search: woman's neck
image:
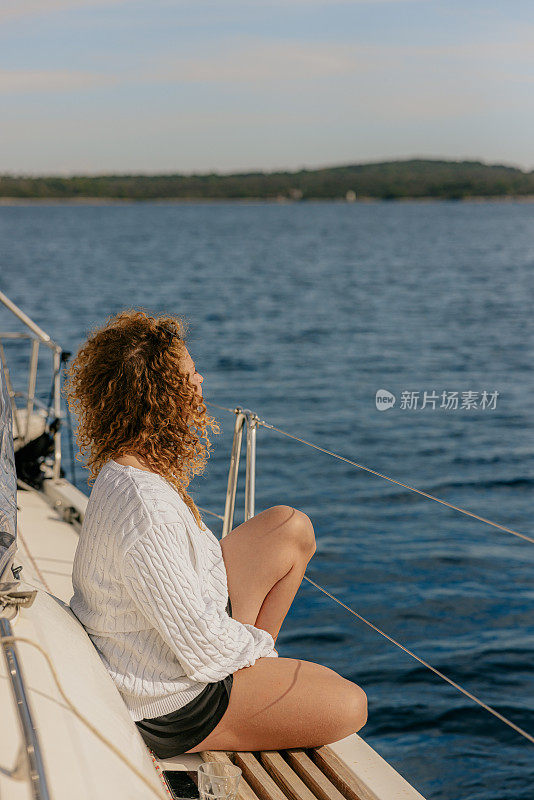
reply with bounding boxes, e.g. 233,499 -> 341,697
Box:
113,453 -> 154,472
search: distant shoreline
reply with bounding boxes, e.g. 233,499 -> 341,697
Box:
2,195 -> 534,206
2,159 -> 533,204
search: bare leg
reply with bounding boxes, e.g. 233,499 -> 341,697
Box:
183,506 -> 367,754
219,505 -> 316,639
254,556 -> 311,644
185,656 -> 368,753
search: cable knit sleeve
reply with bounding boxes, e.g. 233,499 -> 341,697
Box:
120,519 -> 277,683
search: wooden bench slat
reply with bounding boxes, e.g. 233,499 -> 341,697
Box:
258,751 -> 318,800
234,752 -> 288,800
200,751 -> 235,765
284,749 -> 348,800
201,751 -> 260,800
310,746 -> 365,800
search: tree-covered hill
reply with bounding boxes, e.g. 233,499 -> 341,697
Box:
1,159 -> 533,201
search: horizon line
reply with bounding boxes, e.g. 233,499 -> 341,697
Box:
1,156 -> 532,180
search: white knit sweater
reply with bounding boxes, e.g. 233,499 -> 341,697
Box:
69,460 -> 277,721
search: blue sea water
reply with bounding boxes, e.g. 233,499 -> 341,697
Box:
1,200 -> 532,800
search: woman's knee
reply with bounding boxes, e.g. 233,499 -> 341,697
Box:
311,671 -> 367,743
202,659 -> 366,752
271,505 -> 316,555
337,684 -> 368,736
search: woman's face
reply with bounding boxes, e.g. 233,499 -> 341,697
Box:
182,347 -> 204,399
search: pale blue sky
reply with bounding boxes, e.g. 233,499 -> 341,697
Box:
1,0 -> 533,174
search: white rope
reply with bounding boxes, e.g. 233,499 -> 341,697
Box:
204,401 -> 532,544
0,624 -> 169,800
302,574 -> 534,745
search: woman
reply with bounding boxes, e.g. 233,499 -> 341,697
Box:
65,309 -> 367,758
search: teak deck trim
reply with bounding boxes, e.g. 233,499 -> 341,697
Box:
200,746 -> 367,800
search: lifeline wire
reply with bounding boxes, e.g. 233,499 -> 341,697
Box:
204,400 -> 534,744
7,571 -> 533,750
302,574 -> 534,745
204,401 -> 532,544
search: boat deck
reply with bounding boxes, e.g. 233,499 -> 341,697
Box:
2,482 -> 425,800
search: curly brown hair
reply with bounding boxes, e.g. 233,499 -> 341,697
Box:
63,308 -> 220,527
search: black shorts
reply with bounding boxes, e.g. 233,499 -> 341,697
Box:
134,597 -> 234,758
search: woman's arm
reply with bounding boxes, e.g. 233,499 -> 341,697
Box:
120,521 -> 277,683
